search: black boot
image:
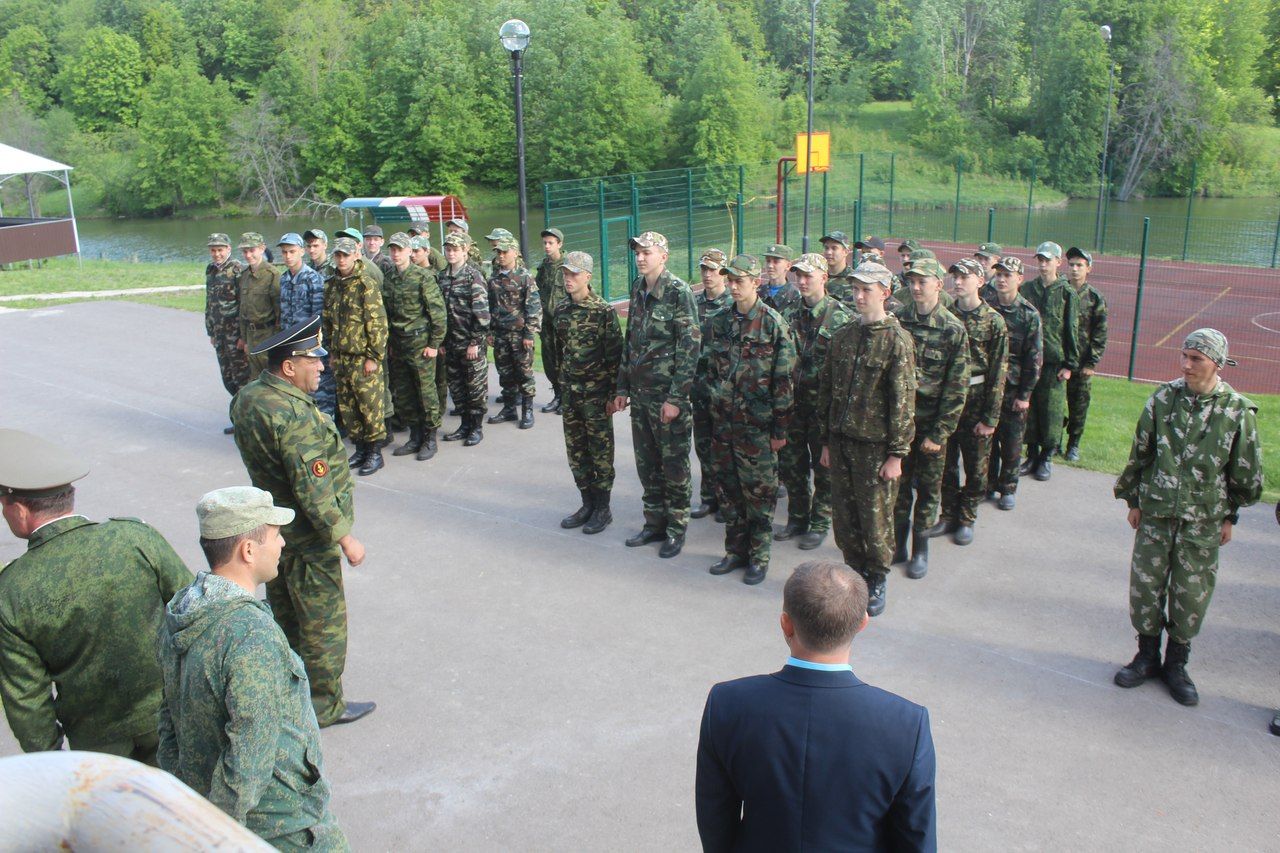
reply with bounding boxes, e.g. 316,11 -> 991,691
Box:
690,499 -> 717,519
561,490 -> 594,529
1114,634 -> 1163,688
348,443 -> 369,468
905,533 -> 929,579
892,521 -> 909,564
953,523 -> 974,546
921,519 -> 956,538
1033,450 -> 1053,481
582,489 -> 612,534
487,399 -> 518,424
358,443 -> 384,476
442,416 -> 470,441
378,420 -> 395,448
416,429 -> 438,461
393,426 -> 423,457
519,395 -> 534,429
1064,438 -> 1081,462
463,414 -> 484,446
1019,450 -> 1036,477
541,394 -> 560,413
1162,639 -> 1198,706
774,520 -> 808,541
864,571 -> 887,617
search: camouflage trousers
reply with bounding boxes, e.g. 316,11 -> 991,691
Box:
711,419 -> 779,567
942,415 -> 994,525
540,322 -> 561,398
332,354 -> 387,444
387,334 -> 441,430
92,730 -> 160,768
269,814 -> 350,853
1129,515 -> 1221,643
266,542 -> 347,727
1066,371 -> 1092,443
1024,365 -> 1065,456
779,409 -> 832,533
435,351 -> 448,414
445,340 -> 489,417
242,323 -> 278,379
492,330 -> 535,400
629,393 -> 693,537
829,437 -> 901,578
692,387 -> 717,503
989,393 -> 1029,495
895,432 -> 948,530
210,318 -> 250,396
561,385 -> 615,492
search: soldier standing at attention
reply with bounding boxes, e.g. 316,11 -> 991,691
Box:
298,231 -> 337,419
236,232 -> 281,379
820,232 -> 857,308
362,225 -> 395,281
891,258 -> 969,580
384,232 -> 448,461
974,242 -> 1002,298
705,255 -> 796,586
1020,241 -> 1080,481
537,228 -> 568,415
406,224 -> 447,272
231,317 -> 375,728
853,235 -> 887,267
440,233 -> 491,447
158,487 -> 348,849
554,252 -> 624,536
322,237 -> 389,476
303,229 -> 330,273
894,250 -> 955,312
758,244 -> 801,314
486,237 -> 542,429
205,233 -> 247,434
446,218 -> 485,270
984,257 -> 1043,511
818,264 -> 916,616
612,231 -> 700,559
938,259 -> 1008,546
776,253 -> 851,551
691,249 -> 732,521
1113,329 -> 1262,707
0,430 -> 192,762
1063,247 -> 1108,462
412,236 -> 451,424
277,233 -> 325,335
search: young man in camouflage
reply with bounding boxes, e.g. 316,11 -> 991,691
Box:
776,253 -> 852,551
983,257 -> 1043,511
486,236 -> 542,429
236,232 -> 282,379
1020,241 -> 1080,480
406,224 -> 447,272
303,228 -> 330,273
818,264 -> 917,617
411,236 -> 450,420
974,242 -> 1002,294
1113,329 -> 1263,707
554,252 -> 624,536
758,244 -> 801,314
446,218 -> 485,270
384,232 -> 447,461
692,249 -> 733,521
322,237 -> 390,476
939,259 -> 1008,546
362,225 -> 395,281
231,317 -> 374,729
205,233 -> 248,434
537,227 -> 568,415
892,258 -> 969,580
705,255 -> 796,586
894,250 -> 955,312
612,231 -> 700,559
1063,247 -> 1108,461
853,235 -> 887,267
0,430 -> 192,762
440,233 -> 491,447
820,231 -> 858,308
159,487 -> 348,850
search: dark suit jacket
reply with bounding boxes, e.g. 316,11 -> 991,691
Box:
695,665 -> 936,852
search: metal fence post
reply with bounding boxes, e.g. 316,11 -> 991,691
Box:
597,180 -> 606,298
1181,161 -> 1197,261
952,157 -> 963,241
629,174 -> 640,233
821,170 -> 828,236
735,191 -> 745,255
1271,206 -> 1280,268
1127,217 -> 1151,381
857,153 -> 865,226
542,184 -> 550,229
887,153 -> 896,236
987,208 -> 995,243
1100,175 -> 1111,254
1024,160 -> 1036,247
782,175 -> 789,247
686,168 -> 695,281
853,199 -> 861,242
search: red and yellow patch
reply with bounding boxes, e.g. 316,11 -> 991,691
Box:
310,459 -> 329,478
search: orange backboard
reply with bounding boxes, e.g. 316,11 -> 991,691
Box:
795,132 -> 830,173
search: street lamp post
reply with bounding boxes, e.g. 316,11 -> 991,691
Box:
500,19 -> 531,260
1093,24 -> 1114,251
801,0 -> 819,253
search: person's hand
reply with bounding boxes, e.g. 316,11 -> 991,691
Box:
610,396 -> 629,415
339,534 -> 365,567
523,339 -> 534,351
879,455 -> 903,481
1013,398 -> 1030,412
819,446 -> 830,468
974,422 -> 995,437
236,339 -> 246,352
466,343 -> 479,360
920,438 -> 943,454
423,346 -> 438,359
660,402 -> 680,424
362,358 -> 377,375
1127,508 -> 1142,530
1082,367 -> 1095,377
770,437 -> 786,452
1220,520 -> 1233,545
1058,368 -> 1072,381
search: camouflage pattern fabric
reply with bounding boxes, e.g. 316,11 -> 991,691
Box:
279,263 -> 334,416
942,301 -> 1009,524
384,263 -> 447,430
536,253 -> 568,398
206,257 -> 249,395
1066,281 -> 1108,443
1021,274 -> 1080,455
322,259 -> 389,443
441,263 -> 491,416
693,288 -> 733,503
759,282 -> 802,315
1125,518 -> 1221,643
828,438 -> 901,578
157,572 -> 348,848
238,261 -> 282,377
985,294 -> 1043,495
488,266 -> 542,401
368,250 -> 395,282
825,265 -> 857,310
554,291 -> 624,491
0,516 -> 191,755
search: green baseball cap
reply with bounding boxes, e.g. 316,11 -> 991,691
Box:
1065,246 -> 1093,264
562,251 -> 593,274
905,258 -> 947,279
949,258 -> 986,277
1035,241 -> 1064,259
486,227 -> 514,241
975,242 -> 1002,259
338,227 -> 363,243
762,244 -> 794,261
820,231 -> 851,249
197,486 -> 294,539
851,261 -> 894,288
237,232 -> 265,249
540,227 -> 565,243
898,238 -> 922,253
723,254 -> 762,278
994,256 -> 1024,274
206,233 -> 231,247
303,229 -> 328,243
409,236 -> 431,251
495,236 -> 520,252
387,232 -> 412,249
332,237 -> 359,255
699,248 -> 728,271
629,231 -> 669,252
443,233 -> 469,248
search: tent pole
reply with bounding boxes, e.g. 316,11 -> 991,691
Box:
64,169 -> 81,269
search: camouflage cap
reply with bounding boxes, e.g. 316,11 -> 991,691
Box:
332,236 -> 359,255
495,236 -> 520,252
629,231 -> 669,252
898,238 -> 922,253
237,232 -> 265,249
409,236 -> 431,251
1035,241 -> 1064,259
791,252 -> 829,274
362,225 -> 384,238
820,231 -> 851,249
387,232 -> 412,249
993,256 -> 1024,274
1182,328 -> 1236,367
197,486 -> 294,540
909,248 -> 937,261
445,218 -> 469,232
905,258 -> 947,279
855,235 -> 886,251
0,429 -> 89,498
762,243 -> 794,260
722,254 -> 762,278
1065,246 -> 1093,264
851,261 -> 894,288
486,227 -> 514,241
302,228 -> 328,243
405,223 -> 425,235
699,248 -> 728,271
540,227 -> 565,243
949,258 -> 986,277
338,227 -> 363,242
207,233 -> 231,247
975,242 -> 1002,259
442,233 -> 469,248
276,232 -> 304,248
561,251 -> 593,274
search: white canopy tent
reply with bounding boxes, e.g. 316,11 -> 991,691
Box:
0,142 -> 80,264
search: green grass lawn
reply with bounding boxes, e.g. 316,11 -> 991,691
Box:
0,258 -> 202,296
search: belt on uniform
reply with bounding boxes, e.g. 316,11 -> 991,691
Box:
968,375 -> 985,386
245,321 -> 275,330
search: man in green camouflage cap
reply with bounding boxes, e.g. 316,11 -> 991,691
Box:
486,235 -> 542,429
303,228 -> 330,273
537,227 -> 569,415
411,235 -> 451,422
384,231 -> 448,460
820,232 -> 858,309
974,242 -> 1002,292
758,244 -> 801,314
1113,328 -> 1262,708
692,248 -> 733,520
1062,247 -> 1108,461
406,224 -> 447,272
440,232 -> 491,446
0,429 -> 192,761
1021,240 -> 1080,480
205,233 -> 248,433
237,231 -> 282,378
158,486 -> 349,848
894,249 -> 955,311
705,254 -> 796,585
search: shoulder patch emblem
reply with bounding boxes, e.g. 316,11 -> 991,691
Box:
311,459 -> 329,478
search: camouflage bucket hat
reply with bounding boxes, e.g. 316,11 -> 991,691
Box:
850,261 -> 894,288
207,232 -> 231,247
332,236 -> 359,255
238,232 -> 265,249
1035,241 -> 1064,259
197,486 -> 295,539
629,231 -> 669,252
442,233 -> 469,248
905,258 -> 947,279
949,258 -> 986,277
975,242 -> 1003,259
762,243 -> 794,261
387,232 -> 412,249
791,252 -> 829,274
722,254 -> 762,278
994,256 -> 1024,274
1183,328 -> 1236,367
820,231 -> 851,249
561,251 -> 593,274
699,248 -> 728,271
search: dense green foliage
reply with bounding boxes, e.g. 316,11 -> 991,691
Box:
0,0 -> 1275,217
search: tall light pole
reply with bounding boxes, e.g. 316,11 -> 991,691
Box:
801,0 -> 819,253
1093,24 -> 1114,251
500,19 -> 531,260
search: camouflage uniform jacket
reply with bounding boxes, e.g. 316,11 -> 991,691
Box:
781,295 -> 853,417
616,269 -> 701,406
304,254 -> 329,273
361,255 -> 384,287
383,262 -> 446,348
322,259 -> 388,362
826,265 -> 857,309
1022,274 -> 1080,369
237,261 -> 281,340
758,281 -> 802,315
368,250 -> 395,282
0,516 -> 191,752
231,371 -> 355,550
894,284 -> 955,312
536,254 -> 568,320
205,257 -> 245,335
488,265 -> 542,339
279,264 -> 326,330
1114,378 -> 1262,522
817,315 -> 917,456
440,263 -> 490,347
553,292 -> 623,395
705,299 -> 797,441
158,572 -> 334,840
951,300 -> 1009,427
894,302 -> 970,444
988,294 -> 1043,402
695,288 -> 733,382
1073,281 -> 1109,370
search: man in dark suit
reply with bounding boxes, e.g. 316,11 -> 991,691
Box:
695,560 -> 937,852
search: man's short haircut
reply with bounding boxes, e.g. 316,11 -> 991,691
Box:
7,486 -> 76,517
783,561 -> 867,652
199,523 -> 269,569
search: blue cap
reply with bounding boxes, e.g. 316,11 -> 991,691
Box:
277,232 -> 305,248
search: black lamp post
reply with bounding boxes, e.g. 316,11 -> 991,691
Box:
1093,24 -> 1114,250
500,19 -> 531,260
801,0 -> 819,253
